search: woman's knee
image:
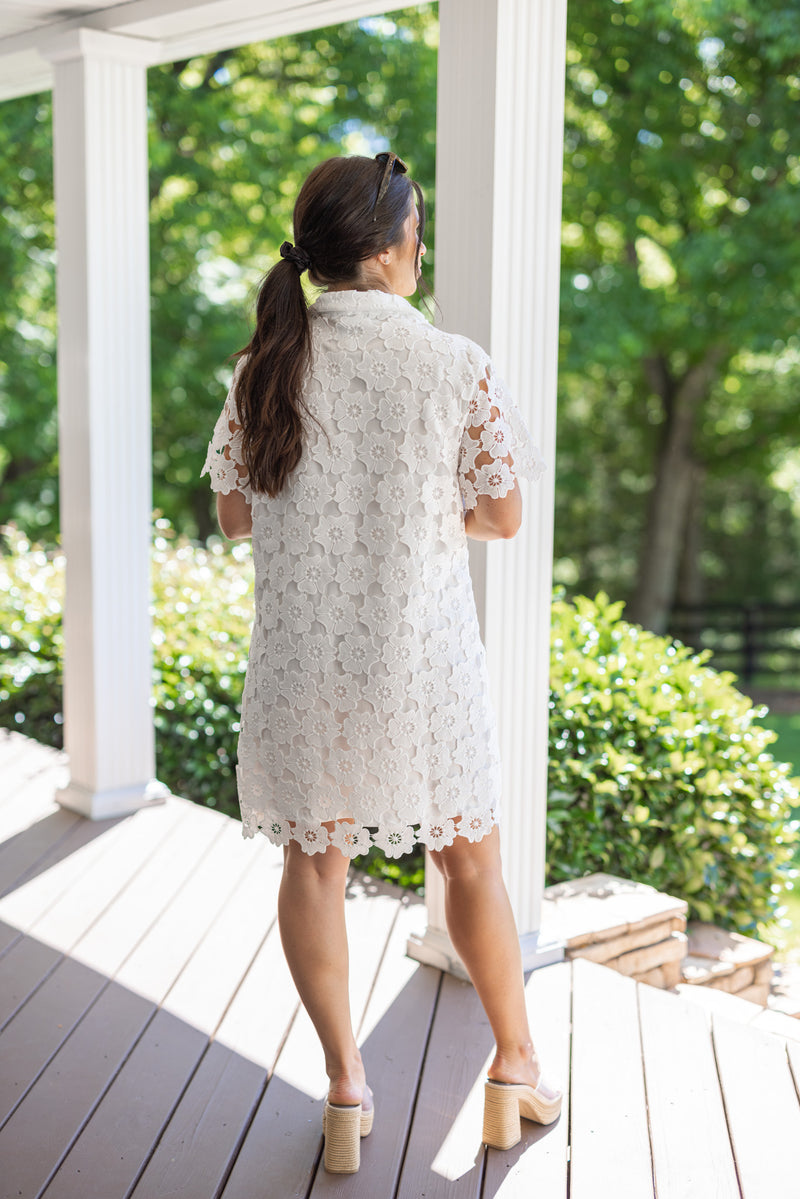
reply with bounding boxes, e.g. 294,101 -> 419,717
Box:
430,824 -> 502,881
283,828 -> 352,883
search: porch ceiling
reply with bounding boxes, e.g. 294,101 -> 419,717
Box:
0,0 -> 384,101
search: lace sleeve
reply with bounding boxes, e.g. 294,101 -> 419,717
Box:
458,357 -> 547,513
200,372 -> 253,504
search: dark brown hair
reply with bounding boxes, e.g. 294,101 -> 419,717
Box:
232,154 -> 426,497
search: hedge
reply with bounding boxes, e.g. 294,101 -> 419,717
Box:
1,525 -> 798,941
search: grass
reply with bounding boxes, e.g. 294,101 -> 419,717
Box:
755,710 -> 800,962
758,711 -> 800,777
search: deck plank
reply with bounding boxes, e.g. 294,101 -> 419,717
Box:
158,835 -> 282,1033
0,810 -> 128,940
0,804 -> 238,1181
0,921 -> 18,956
43,833 -> 287,1196
569,957 -> 654,1198
0,807 -> 84,900
639,978 -> 740,1197
219,872 -> 403,1199
0,735 -> 796,1199
750,1007 -> 800,1044
396,971 -> 494,1199
0,801 -> 202,1059
25,800 -> 188,952
0,930 -> 62,1028
310,896 -> 439,1199
129,919 -> 299,1199
42,1006 -> 209,1199
67,803 -> 225,980
0,729 -> 30,768
0,798 -> 182,946
712,1011 -> 800,1197
113,819 -> 267,999
787,1037 -> 800,1096
0,735 -> 64,805
0,952 -> 112,1127
481,959 -> 571,1198
0,974 -> 157,1197
0,807 -> 277,1194
0,766 -> 64,840
133,1038 -> 269,1199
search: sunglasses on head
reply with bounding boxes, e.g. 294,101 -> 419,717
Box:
372,151 -> 408,219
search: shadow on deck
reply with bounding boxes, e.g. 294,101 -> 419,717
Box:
0,730 -> 799,1198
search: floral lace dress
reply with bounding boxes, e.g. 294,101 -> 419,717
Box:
202,287 -> 546,857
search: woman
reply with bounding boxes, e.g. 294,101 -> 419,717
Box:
202,151 -> 563,1174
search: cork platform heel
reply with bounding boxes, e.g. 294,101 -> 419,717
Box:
482,1078 -> 563,1150
322,1101 -> 374,1173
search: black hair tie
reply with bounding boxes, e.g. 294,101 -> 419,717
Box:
280,241 -> 312,273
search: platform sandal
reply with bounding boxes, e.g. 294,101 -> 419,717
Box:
482,1077 -> 563,1150
322,1100 -> 375,1173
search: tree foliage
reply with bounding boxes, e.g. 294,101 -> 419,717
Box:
559,0 -> 800,627
0,92 -> 57,537
0,0 -> 798,636
0,8 -> 438,544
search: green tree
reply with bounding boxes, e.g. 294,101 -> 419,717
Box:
559,0 -> 800,630
0,91 -> 57,539
0,8 -> 438,544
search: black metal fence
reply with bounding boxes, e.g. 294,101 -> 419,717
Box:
668,602 -> 800,691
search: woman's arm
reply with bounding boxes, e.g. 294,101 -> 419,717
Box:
216,489 -> 253,540
464,477 -> 522,540
461,384 -> 524,540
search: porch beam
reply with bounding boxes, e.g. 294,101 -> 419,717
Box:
407,0 -> 568,976
43,28 -> 167,819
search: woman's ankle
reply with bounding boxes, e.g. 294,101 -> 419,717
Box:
326,1052 -> 367,1105
488,1042 -> 541,1085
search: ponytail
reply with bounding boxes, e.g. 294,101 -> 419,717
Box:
232,256 -> 312,498
232,154 -> 425,498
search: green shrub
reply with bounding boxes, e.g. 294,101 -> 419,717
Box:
0,521 -> 253,818
150,520 -> 254,814
0,531 -> 65,747
548,589 -> 800,943
2,531 -> 798,937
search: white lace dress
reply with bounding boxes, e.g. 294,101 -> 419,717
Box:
202,287 -> 546,857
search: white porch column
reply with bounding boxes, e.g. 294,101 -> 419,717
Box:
43,29 -> 168,819
407,0 -> 568,976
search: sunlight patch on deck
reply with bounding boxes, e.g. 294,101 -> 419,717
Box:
431,1049 -> 493,1180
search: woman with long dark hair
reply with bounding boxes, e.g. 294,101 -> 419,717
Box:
202,151 -> 562,1173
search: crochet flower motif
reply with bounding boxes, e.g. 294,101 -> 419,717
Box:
329,822 -> 373,858
359,431 -> 397,474
318,671 -> 356,711
373,824 -> 416,859
420,817 -> 458,852
296,822 -> 331,855
266,817 -> 292,845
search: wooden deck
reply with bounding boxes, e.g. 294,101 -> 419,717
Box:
1,730 -> 799,1198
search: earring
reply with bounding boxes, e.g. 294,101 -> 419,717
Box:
380,254 -> 390,265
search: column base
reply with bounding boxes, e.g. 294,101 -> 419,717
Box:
406,925 -> 566,981
406,926 -> 470,981
519,929 -> 567,972
56,777 -> 170,820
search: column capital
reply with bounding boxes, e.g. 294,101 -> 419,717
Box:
40,27 -> 160,67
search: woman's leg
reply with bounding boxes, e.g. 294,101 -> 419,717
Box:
277,832 -> 371,1108
429,825 -> 560,1096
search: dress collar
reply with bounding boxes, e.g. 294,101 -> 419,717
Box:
309,288 -> 424,319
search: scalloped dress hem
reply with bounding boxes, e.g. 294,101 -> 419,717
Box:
239,805 -> 500,858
